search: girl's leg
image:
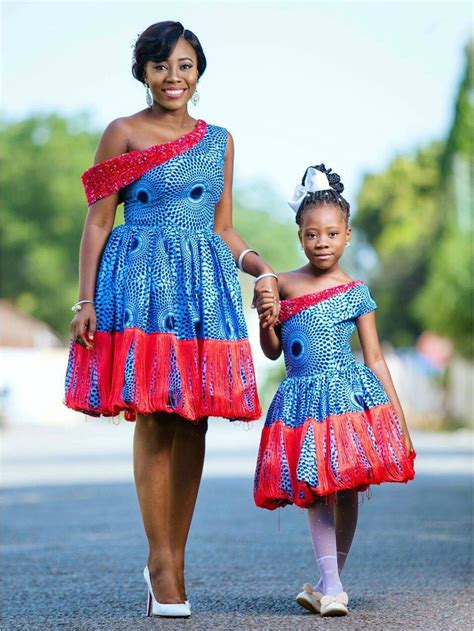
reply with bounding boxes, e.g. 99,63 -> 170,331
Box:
307,500 -> 344,596
133,412 -> 182,603
335,490 -> 359,572
313,490 -> 359,592
169,416 -> 208,600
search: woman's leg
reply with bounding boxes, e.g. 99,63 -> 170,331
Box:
133,412 -> 182,603
169,417 -> 208,600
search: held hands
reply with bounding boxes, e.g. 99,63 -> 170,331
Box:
70,303 -> 96,350
252,276 -> 280,328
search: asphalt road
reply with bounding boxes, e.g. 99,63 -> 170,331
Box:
1,471 -> 472,631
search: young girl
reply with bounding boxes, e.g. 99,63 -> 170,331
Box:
253,164 -> 416,617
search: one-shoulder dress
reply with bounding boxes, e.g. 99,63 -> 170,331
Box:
254,281 -> 415,509
65,120 -> 261,422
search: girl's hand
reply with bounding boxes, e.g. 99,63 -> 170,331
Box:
252,279 -> 280,328
70,303 -> 96,350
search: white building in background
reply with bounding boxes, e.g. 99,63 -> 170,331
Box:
0,300 -> 80,426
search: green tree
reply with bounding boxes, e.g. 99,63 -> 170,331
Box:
353,142 -> 444,346
414,42 -> 473,358
1,114 -> 99,338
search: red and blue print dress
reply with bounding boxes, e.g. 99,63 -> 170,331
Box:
254,281 -> 415,509
65,120 -> 261,422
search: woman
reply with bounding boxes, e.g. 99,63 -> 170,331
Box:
65,21 -> 279,618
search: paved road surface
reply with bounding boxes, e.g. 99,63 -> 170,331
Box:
1,470 -> 472,630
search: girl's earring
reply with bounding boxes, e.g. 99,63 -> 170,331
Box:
191,89 -> 200,106
345,241 -> 351,248
145,84 -> 153,107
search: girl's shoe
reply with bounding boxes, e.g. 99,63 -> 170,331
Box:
143,567 -> 191,618
320,592 -> 349,617
296,583 -> 323,614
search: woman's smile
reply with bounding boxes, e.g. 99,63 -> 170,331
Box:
163,87 -> 187,99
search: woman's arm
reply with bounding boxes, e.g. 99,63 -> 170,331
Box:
213,132 -> 279,327
71,119 -> 129,349
356,311 -> 414,454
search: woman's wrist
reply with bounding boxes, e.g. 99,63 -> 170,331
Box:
254,272 -> 278,285
71,299 -> 95,313
236,249 -> 273,277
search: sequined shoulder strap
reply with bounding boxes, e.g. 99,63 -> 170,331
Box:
278,281 -> 364,324
81,119 -> 208,206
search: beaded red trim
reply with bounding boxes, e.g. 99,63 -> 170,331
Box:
278,281 -> 364,324
81,119 -> 208,205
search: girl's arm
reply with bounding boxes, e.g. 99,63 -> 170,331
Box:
356,312 -> 414,454
214,132 -> 279,327
70,119 -> 129,349
260,324 -> 282,360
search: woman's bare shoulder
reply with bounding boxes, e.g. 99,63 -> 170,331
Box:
95,111 -> 150,162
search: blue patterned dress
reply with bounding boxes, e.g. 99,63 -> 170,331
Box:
254,281 -> 415,509
65,120 -> 261,422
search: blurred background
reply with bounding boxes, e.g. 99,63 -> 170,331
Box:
1,1 -> 472,487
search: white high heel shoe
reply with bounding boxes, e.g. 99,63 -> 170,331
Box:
143,566 -> 191,618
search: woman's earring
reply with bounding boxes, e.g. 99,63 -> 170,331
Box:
145,84 -> 153,107
345,241 -> 351,248
191,89 -> 200,106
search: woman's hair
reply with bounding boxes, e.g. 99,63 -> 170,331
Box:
295,164 -> 350,226
132,21 -> 207,84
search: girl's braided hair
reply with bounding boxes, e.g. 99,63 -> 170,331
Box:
295,164 -> 350,226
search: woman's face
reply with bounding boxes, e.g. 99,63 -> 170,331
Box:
144,37 -> 199,111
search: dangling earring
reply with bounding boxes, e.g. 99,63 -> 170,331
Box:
145,84 -> 153,107
345,241 -> 351,248
191,89 -> 200,106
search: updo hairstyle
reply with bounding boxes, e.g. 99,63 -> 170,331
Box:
295,164 -> 350,226
132,21 -> 207,84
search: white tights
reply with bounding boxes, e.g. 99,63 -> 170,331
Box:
307,491 -> 359,596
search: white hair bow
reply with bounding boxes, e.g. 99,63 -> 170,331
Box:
288,167 -> 332,213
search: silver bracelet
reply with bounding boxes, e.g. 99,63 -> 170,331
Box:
254,272 -> 278,285
237,248 -> 259,272
71,300 -> 94,313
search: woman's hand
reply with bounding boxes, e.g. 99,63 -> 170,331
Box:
70,303 -> 96,350
252,277 -> 280,328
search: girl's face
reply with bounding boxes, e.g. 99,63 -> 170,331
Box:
298,204 -> 351,272
144,37 -> 198,111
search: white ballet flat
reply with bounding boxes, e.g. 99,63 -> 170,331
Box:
320,591 -> 349,617
143,566 -> 191,618
296,583 -> 323,614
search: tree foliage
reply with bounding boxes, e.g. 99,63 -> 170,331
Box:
1,115 -> 100,338
353,143 -> 444,346
353,41 -> 472,355
414,42 -> 473,358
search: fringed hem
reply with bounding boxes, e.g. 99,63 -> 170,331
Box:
65,329 -> 262,422
254,404 -> 415,510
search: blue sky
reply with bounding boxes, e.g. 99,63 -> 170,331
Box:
2,1 -> 471,210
